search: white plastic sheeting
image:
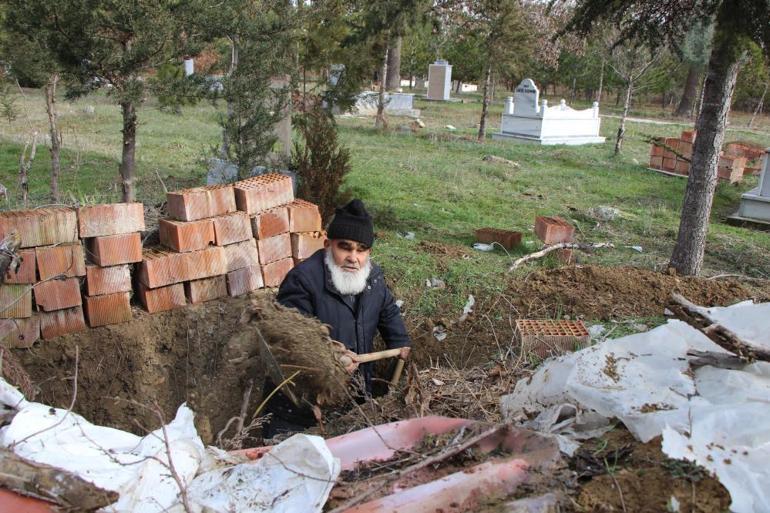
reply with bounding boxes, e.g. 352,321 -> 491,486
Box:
501,302 -> 770,513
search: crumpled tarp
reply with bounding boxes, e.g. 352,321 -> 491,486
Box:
500,301 -> 770,513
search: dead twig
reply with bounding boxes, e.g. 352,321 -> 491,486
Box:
508,242 -> 615,271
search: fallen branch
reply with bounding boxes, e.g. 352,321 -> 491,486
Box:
507,242 -> 615,271
669,293 -> 770,362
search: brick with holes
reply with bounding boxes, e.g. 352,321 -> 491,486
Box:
251,206 -> 290,239
137,282 -> 186,313
0,316 -> 39,348
291,232 -> 326,260
87,232 -> 143,266
4,249 -> 36,284
40,306 -> 86,339
227,265 -> 264,296
185,275 -> 228,304
474,228 -> 522,251
78,203 -> 145,237
212,212 -> 252,246
515,319 -> 589,359
534,216 -> 575,244
0,285 -> 32,318
35,243 -> 86,280
84,292 -> 132,327
85,264 -> 132,296
0,207 -> 78,248
159,218 -> 215,252
234,173 -> 294,213
257,233 -> 291,265
287,199 -> 322,232
261,257 -> 293,288
167,184 -> 236,221
33,277 -> 82,312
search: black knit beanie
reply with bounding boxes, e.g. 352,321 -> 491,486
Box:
327,199 -> 374,247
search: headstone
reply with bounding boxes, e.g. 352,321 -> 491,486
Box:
329,64 -> 345,86
492,78 -> 605,145
349,91 -> 420,118
427,60 -> 452,101
184,58 -> 194,76
736,150 -> 770,223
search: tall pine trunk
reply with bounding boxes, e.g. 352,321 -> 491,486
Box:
385,36 -> 401,91
477,64 -> 492,142
748,81 -> 767,128
43,73 -> 61,202
375,47 -> 389,130
119,101 -> 138,202
614,80 -> 633,155
675,65 -> 700,117
670,17 -> 745,276
596,57 -> 605,102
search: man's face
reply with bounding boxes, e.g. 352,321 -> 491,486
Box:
325,239 -> 371,273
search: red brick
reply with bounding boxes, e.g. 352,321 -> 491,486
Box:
675,159 -> 690,175
0,285 -> 32,318
87,233 -> 143,266
84,292 -> 132,327
159,218 -> 215,252
137,282 -> 186,313
223,239 -> 260,271
185,276 -> 228,304
137,246 -> 227,288
78,203 -> 145,237
167,184 -> 236,221
649,155 -> 663,169
286,199 -> 322,232
251,206 -> 290,239
534,216 -> 575,245
649,141 -> 664,157
85,264 -> 132,296
4,249 -> 36,284
679,141 -> 693,158
662,157 -> 676,171
261,258 -> 293,288
291,232 -> 326,260
681,130 -> 696,143
0,207 -> 78,248
40,306 -> 86,339
718,156 -> 746,184
234,173 -> 294,214
516,319 -> 589,359
474,228 -> 522,250
35,244 -> 86,280
257,233 -> 291,265
0,316 -> 40,348
227,265 -> 264,296
34,278 -> 82,312
212,212 -> 252,246
665,137 -> 680,151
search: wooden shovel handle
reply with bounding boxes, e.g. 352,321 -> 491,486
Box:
352,348 -> 403,363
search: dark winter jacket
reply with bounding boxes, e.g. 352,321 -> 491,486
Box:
276,248 -> 411,389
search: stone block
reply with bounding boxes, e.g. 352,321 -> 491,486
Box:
227,265 -> 264,296
223,239 -> 260,272
84,292 -> 132,327
185,276 -> 228,304
251,206 -> 290,239
33,277 -> 82,312
137,282 -> 186,313
4,249 -> 36,284
286,199 -> 322,232
85,264 -> 132,296
35,243 -> 86,280
234,173 -> 294,214
78,203 -> 145,237
0,316 -> 39,348
534,216 -> 575,245
167,184 -> 236,221
0,285 -> 32,318
0,207 -> 78,248
87,233 -> 143,266
212,212 -> 252,246
40,306 -> 86,339
291,232 -> 326,260
261,258 -> 293,288
474,228 -> 522,250
159,218 -> 215,252
257,233 -> 291,265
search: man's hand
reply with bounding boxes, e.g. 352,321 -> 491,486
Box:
331,341 -> 359,374
398,346 -> 411,361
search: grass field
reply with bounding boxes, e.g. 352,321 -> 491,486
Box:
1,87 -> 768,319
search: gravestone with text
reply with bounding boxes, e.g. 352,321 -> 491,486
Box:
492,79 -> 605,145
427,60 -> 452,101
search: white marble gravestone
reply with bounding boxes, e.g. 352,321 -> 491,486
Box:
184,58 -> 194,76
350,91 -> 420,118
736,150 -> 770,223
427,60 -> 452,101
329,64 -> 345,86
492,79 -> 605,145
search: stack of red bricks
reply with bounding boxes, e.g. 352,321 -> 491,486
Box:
724,141 -> 767,176
138,173 -> 325,313
80,203 -> 145,328
648,130 -> 747,184
0,207 -> 83,344
534,215 -> 576,264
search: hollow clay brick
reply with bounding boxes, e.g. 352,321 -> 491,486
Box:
251,206 -> 290,239
286,199 -> 322,233
35,244 -> 86,280
675,159 -> 690,175
223,239 -> 260,272
85,264 -> 132,296
291,232 -> 326,260
78,203 -> 145,238
84,292 -> 132,327
137,246 -> 227,288
87,233 -> 143,266
185,276 -> 228,304
40,306 -> 86,339
33,278 -> 82,312
0,316 -> 40,348
159,218 -> 215,252
261,258 -> 293,288
515,319 -> 589,359
0,285 -> 32,318
474,228 -> 522,250
649,141 -> 664,157
662,157 -> 676,171
257,233 -> 291,265
681,130 -> 696,143
212,212 -> 252,246
234,173 -> 294,214
137,282 -> 186,313
0,207 -> 78,248
534,216 -> 575,245
4,249 -> 36,284
227,265 -> 264,297
649,156 -> 663,170
167,185 -> 236,221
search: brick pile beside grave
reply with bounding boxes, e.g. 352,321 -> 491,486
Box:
0,173 -> 326,344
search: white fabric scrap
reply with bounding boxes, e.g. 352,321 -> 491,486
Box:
692,300 -> 770,350
188,434 -> 340,513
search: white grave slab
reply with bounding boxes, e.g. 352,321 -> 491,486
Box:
184,58 -> 194,76
492,79 -> 605,145
427,60 -> 452,101
349,91 -> 420,118
736,151 -> 770,223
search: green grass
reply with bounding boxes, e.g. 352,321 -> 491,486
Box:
1,87 -> 768,319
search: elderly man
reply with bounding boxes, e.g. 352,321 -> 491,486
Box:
262,199 -> 411,437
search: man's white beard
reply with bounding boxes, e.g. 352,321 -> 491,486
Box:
325,248 -> 372,296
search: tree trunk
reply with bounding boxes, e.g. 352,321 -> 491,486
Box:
614,89 -> 622,107
385,36 -> 401,91
596,57 -> 605,103
614,80 -> 632,155
375,47 -> 389,129
675,65 -> 700,117
670,17 -> 746,276
43,73 -> 61,202
119,101 -> 137,202
748,81 -> 767,128
477,64 -> 492,142
455,80 -> 462,93
223,36 -> 239,158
